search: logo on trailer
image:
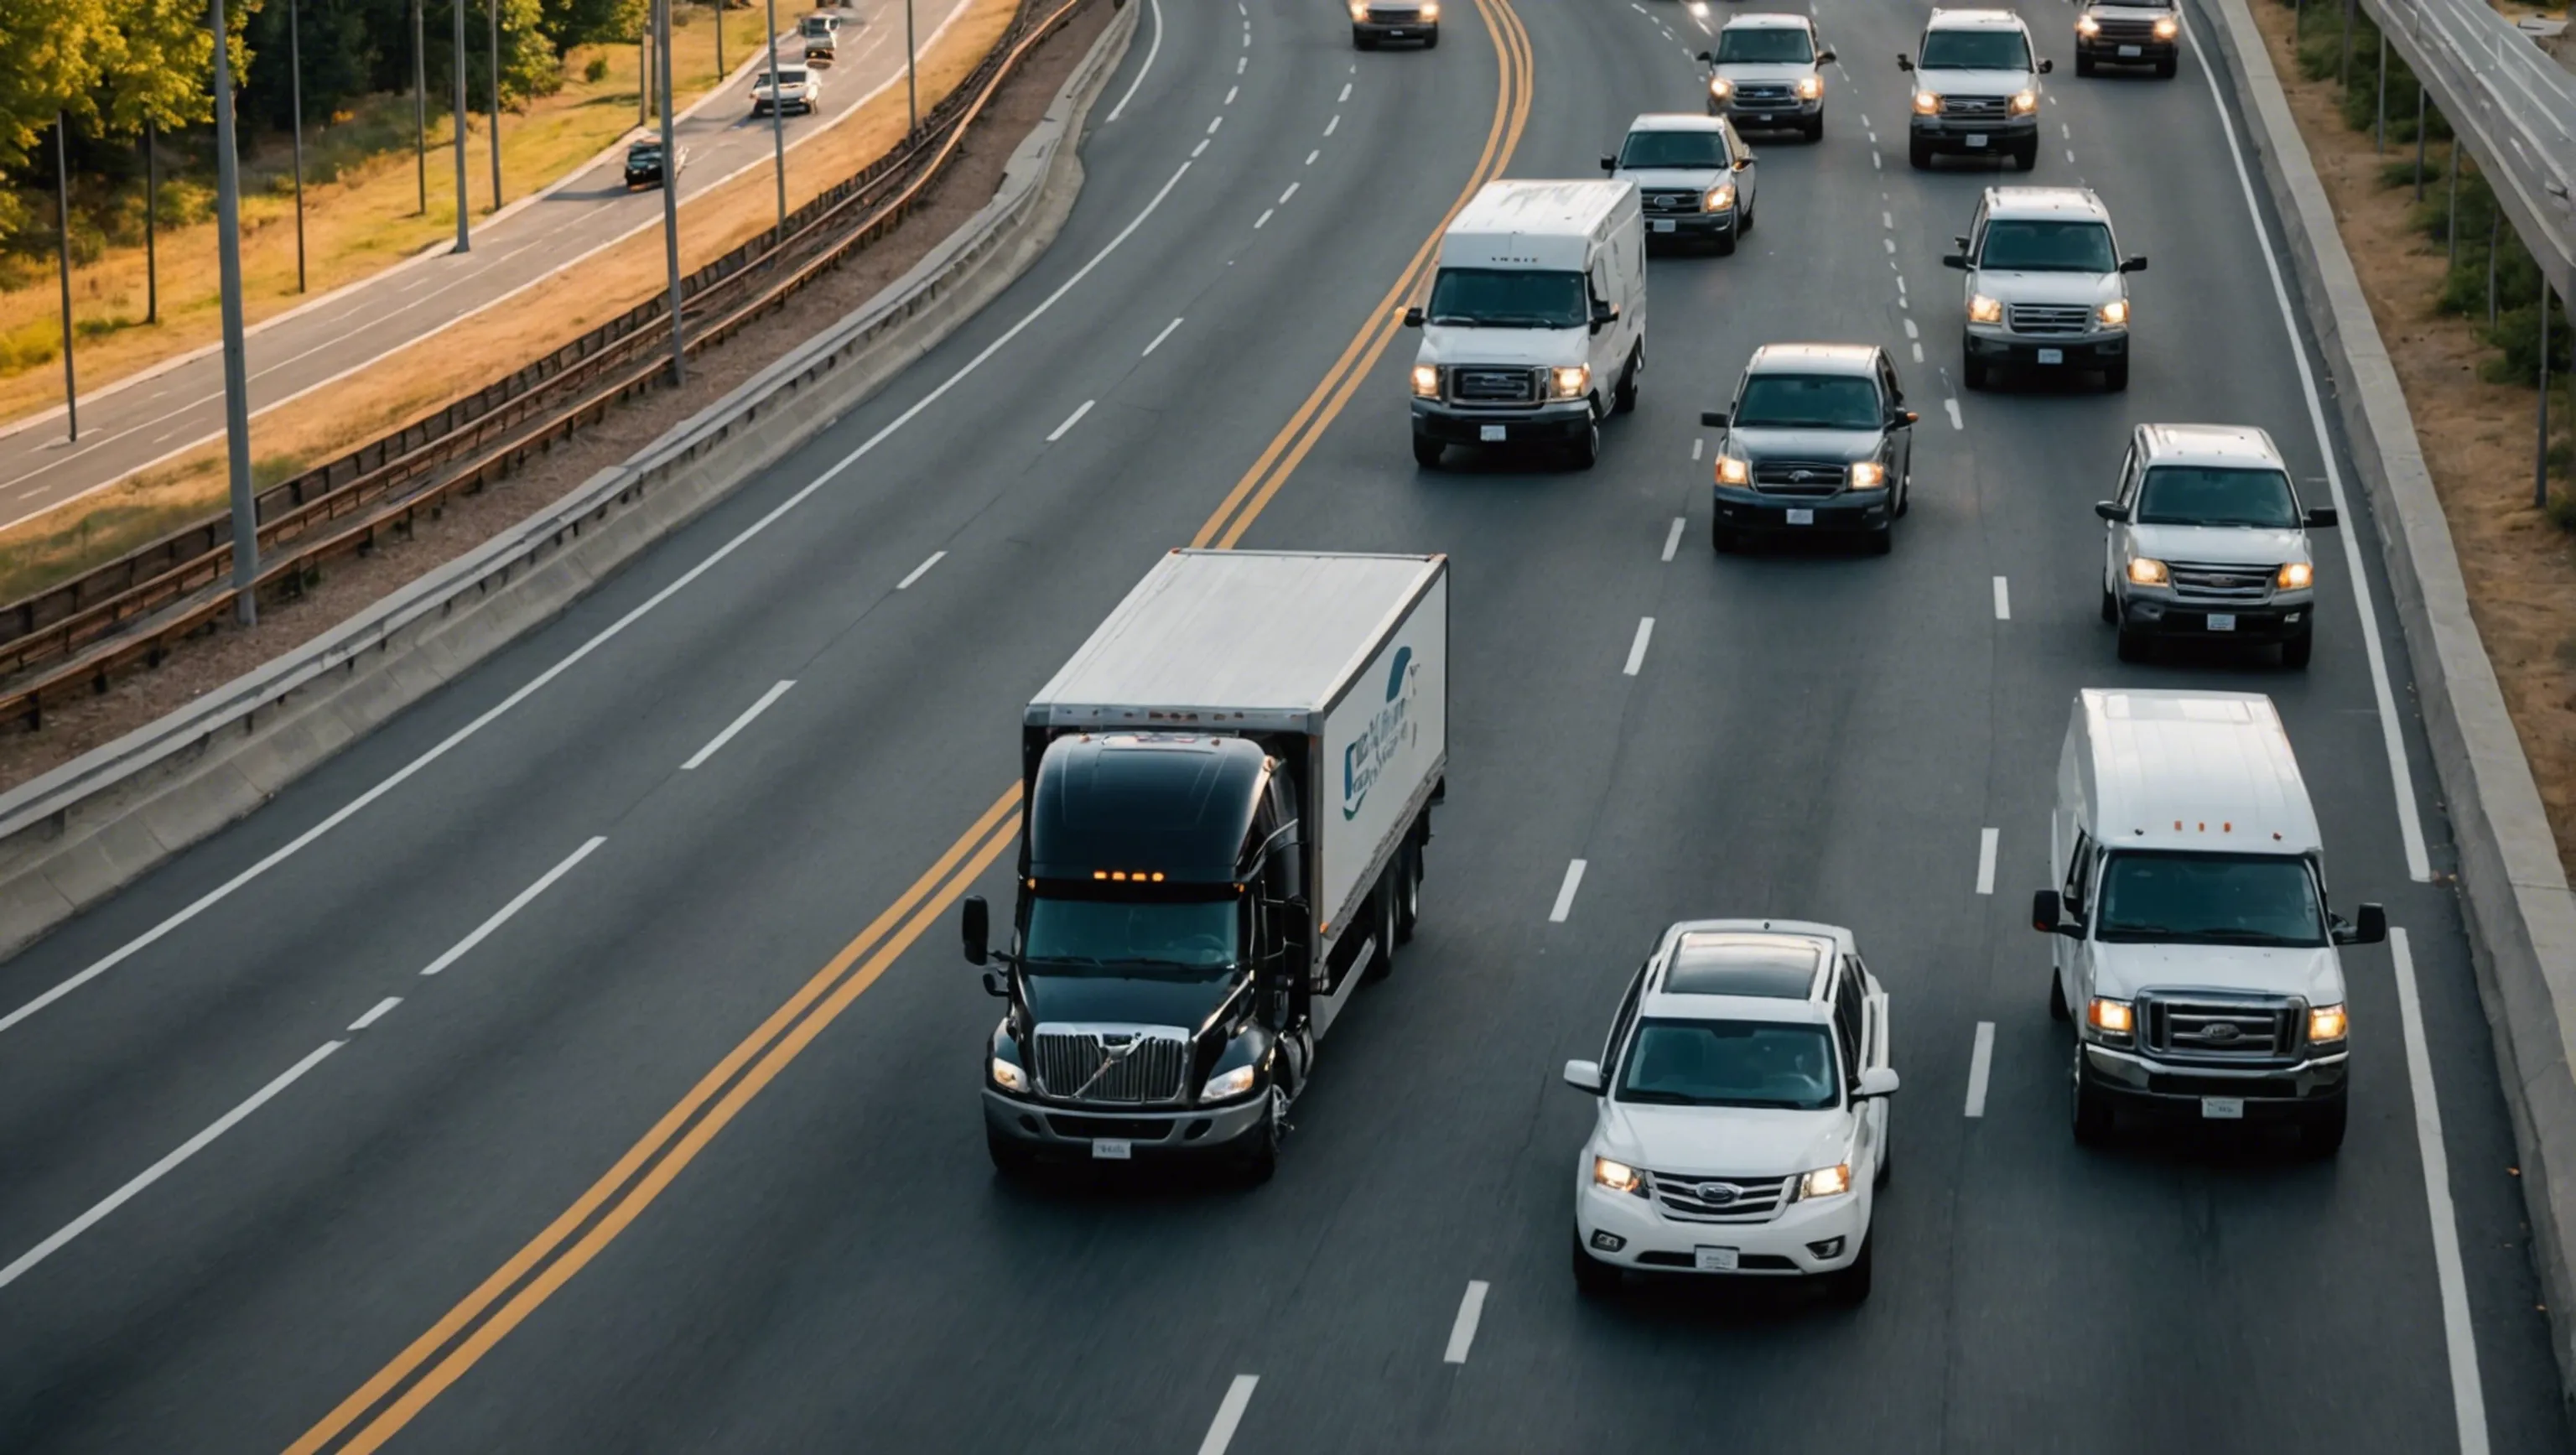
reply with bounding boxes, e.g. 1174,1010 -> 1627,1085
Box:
1342,645 -> 1420,821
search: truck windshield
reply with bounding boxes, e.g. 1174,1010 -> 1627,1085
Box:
2134,466 -> 2301,527
1024,896 -> 1237,973
1918,29 -> 2032,69
1734,373 -> 1882,429
2094,852 -> 2328,947
1426,268 -> 1587,329
1977,221 -> 2116,272
1616,1020 -> 1840,1109
1618,130 -> 1732,169
1715,27 -> 1813,62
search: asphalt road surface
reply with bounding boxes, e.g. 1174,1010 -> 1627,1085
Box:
0,0 -> 975,534
0,0 -> 2564,1447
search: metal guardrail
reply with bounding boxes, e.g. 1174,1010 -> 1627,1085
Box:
0,0 -> 1092,725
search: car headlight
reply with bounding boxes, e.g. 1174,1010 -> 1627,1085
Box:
1550,365 -> 1591,399
2086,997 -> 2134,1045
2076,13 -> 2101,34
1708,76 -> 1735,99
1703,183 -> 1736,212
2097,299 -> 2130,327
1349,1 -> 1366,18
1410,363 -> 1440,398
1200,1064 -> 1259,1102
990,1057 -> 1031,1094
2277,561 -> 2314,590
2153,15 -> 2179,37
1716,455 -> 1751,486
1798,1162 -> 1853,1200
2010,89 -> 2039,115
2308,1003 -> 2349,1043
1796,75 -> 1824,99
1420,0 -> 1438,16
1913,90 -> 1941,115
1593,1156 -> 1645,1195
2127,556 -> 2168,585
1849,460 -> 1887,490
1968,294 -> 2004,325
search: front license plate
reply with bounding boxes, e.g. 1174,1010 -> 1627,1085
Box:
1694,1246 -> 1742,1272
1965,133 -> 1990,148
2118,43 -> 2142,55
1785,508 -> 1815,525
2036,347 -> 2064,365
2208,612 -> 2238,631
2200,1097 -> 2245,1120
1478,424 -> 1507,442
1091,1139 -> 1132,1160
1653,218 -> 1678,233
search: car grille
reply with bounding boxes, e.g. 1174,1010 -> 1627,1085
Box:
1732,84 -> 1797,108
1365,6 -> 1421,19
2007,303 -> 2094,335
1644,189 -> 1702,214
2167,560 -> 2276,600
1031,1026 -> 1189,1104
1649,1172 -> 1796,1223
2141,995 -> 2299,1062
2090,17 -> 2165,42
1448,366 -> 1541,404
1752,459 -> 1849,496
1941,94 -> 2012,119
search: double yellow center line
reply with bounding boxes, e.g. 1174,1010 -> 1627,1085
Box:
288,2 -> 1531,1447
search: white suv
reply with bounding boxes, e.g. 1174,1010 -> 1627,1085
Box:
2098,423 -> 2335,667
1944,186 -> 2145,392
1565,920 -> 1898,1303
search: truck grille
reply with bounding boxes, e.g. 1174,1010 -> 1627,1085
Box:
1752,459 -> 1849,496
2007,303 -> 2094,335
1941,95 -> 2012,119
1031,1026 -> 1189,1104
1650,1172 -> 1795,1223
2168,561 -> 2276,600
1643,189 -> 1702,214
1449,366 -> 1540,404
2090,17 -> 2165,42
1365,6 -> 1421,19
2141,995 -> 2298,1061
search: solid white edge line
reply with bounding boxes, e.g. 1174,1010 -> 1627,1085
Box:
1550,860 -> 1588,923
420,836 -> 606,976
0,158 -> 1202,1038
682,681 -> 798,769
1975,827 -> 1998,896
347,995 -> 403,1031
2182,10 -> 2430,881
1102,0 -> 1162,123
1623,617 -> 1655,677
1964,1021 -> 1995,1118
2391,928 -> 2493,1452
1142,316 -> 1185,356
1443,1279 -> 1490,1364
1197,1375 -> 1260,1455
1992,575 -> 2011,621
896,551 -> 948,590
1046,398 -> 1096,442
0,1039 -> 345,1289
1662,517 -> 1686,562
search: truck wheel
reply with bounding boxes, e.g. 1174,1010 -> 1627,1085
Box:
2070,1054 -> 2114,1146
2155,53 -> 2178,78
2075,49 -> 2096,75
1363,873 -> 1399,981
1571,1228 -> 1623,1298
2101,585 -> 2118,624
1864,522 -> 1894,556
1826,1237 -> 1874,1305
1412,434 -> 1443,469
2298,1098 -> 2348,1158
1570,420 -> 1602,471
1805,112 -> 1825,142
1962,353 -> 1989,392
2103,358 -> 2130,392
987,1126 -> 1040,1182
1353,29 -> 1377,48
1394,839 -> 1422,943
2049,969 -> 2071,1021
1909,137 -> 1933,169
1712,225 -> 1738,257
1423,27 -> 1438,46
1612,353 -> 1640,414
2282,628 -> 2315,670
1712,522 -> 1742,554
1239,1088 -> 1285,1184
2014,138 -> 2038,172
2115,624 -> 2151,663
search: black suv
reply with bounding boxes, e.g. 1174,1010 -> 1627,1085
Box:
2074,0 -> 2181,77
623,139 -> 688,189
1701,343 -> 1918,554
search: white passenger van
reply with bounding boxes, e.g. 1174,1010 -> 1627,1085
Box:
1402,179 -> 1646,472
2029,689 -> 2383,1155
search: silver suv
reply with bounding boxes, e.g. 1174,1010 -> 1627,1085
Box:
1701,343 -> 1919,555
1942,186 -> 2144,392
1899,8 -> 2049,170
1696,13 -> 1833,141
1604,114 -> 1757,255
2097,424 -> 2336,668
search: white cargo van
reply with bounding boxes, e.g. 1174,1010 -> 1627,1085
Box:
1402,179 -> 1646,471
2029,689 -> 2384,1155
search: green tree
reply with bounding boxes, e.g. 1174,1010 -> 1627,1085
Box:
538,0 -> 645,59
0,0 -> 116,172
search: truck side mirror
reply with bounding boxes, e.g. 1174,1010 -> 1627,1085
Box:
1601,154 -> 1618,173
2335,903 -> 2388,945
1894,408 -> 1920,426
2031,888 -> 2064,934
2304,505 -> 2340,528
2095,500 -> 2129,522
1403,304 -> 1425,328
1562,1058 -> 1606,1094
2119,254 -> 2148,273
1897,53 -> 1914,70
1855,1067 -> 1901,1099
962,894 -> 989,966
1817,46 -> 1836,61
1696,48 -> 1714,62
1940,253 -> 1969,269
1700,409 -> 1729,428
2037,57 -> 2054,73
1589,301 -> 1617,333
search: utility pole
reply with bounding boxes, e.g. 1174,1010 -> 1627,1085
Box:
640,32 -> 650,126
2372,28 -> 2386,154
413,0 -> 428,214
656,0 -> 686,385
2541,283 -> 2555,511
765,0 -> 787,231
2341,0 -> 2354,91
290,0 -> 307,291
453,0 -> 470,250
53,114 -> 77,442
213,0 -> 260,626
488,0 -> 503,207
2445,141 -> 2459,266
717,0 -> 726,81
906,0 -> 918,130
2489,210 -> 2500,325
2412,89 -> 2425,199
144,118 -> 158,324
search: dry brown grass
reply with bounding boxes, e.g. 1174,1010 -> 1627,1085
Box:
2249,0 -> 2576,876
0,0 -> 1020,605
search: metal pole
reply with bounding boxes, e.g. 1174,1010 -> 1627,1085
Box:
640,33 -> 650,125
54,115 -> 77,442
487,0 -> 502,207
213,0 -> 259,626
765,0 -> 786,231
144,118 -> 158,324
453,0 -> 471,250
2489,210 -> 2500,325
2341,0 -> 2354,91
413,0 -> 428,214
656,0 -> 686,385
905,0 -> 917,131
2412,89 -> 2425,200
2541,283 -> 2555,511
290,0 -> 307,291
2373,28 -> 2385,153
717,0 -> 725,81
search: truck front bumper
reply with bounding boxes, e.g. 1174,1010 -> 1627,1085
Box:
983,1089 -> 1269,1160
2078,37 -> 2179,64
2079,1043 -> 2349,1120
1574,1179 -> 1870,1278
1713,486 -> 1891,536
1909,116 -> 2038,155
1353,15 -> 1437,40
1642,206 -> 1739,241
1412,398 -> 1593,444
2117,590 -> 2313,642
1966,327 -> 2126,369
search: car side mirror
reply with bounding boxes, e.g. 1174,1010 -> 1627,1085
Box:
1817,46 -> 1836,61
1696,48 -> 1714,62
2095,500 -> 2130,522
1403,304 -> 1425,328
1700,409 -> 1729,428
2038,56 -> 2055,72
1735,153 -> 1756,169
1898,408 -> 1920,426
2120,254 -> 2149,273
1589,302 -> 1618,333
1897,52 -> 1914,70
2304,505 -> 2339,528
2334,903 -> 2389,946
2031,888 -> 2067,934
1941,252 -> 1969,269
1563,1058 -> 1606,1094
980,969 -> 1008,998
962,895 -> 990,966
1855,1067 -> 1901,1099
1601,154 -> 1618,173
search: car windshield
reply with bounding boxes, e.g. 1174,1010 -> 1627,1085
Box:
1919,29 -> 2032,68
2135,465 -> 2300,527
1618,130 -> 1732,169
2093,852 -> 2329,947
1023,895 -> 1238,974
1617,1019 -> 1841,1109
628,143 -> 661,158
759,70 -> 808,86
1716,27 -> 1814,62
1425,268 -> 1587,328
1978,220 -> 2117,272
801,17 -> 830,31
1734,372 -> 1883,429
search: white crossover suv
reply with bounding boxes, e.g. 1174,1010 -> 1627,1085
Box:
1565,920 -> 1898,1303
2097,423 -> 2335,667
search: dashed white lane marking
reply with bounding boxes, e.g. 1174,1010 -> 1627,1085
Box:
1193,138 -> 1209,158
1241,28 -> 1249,45
1254,208 -> 1274,228
2065,148 -> 2076,163
0,1038 -> 347,1290
1237,55 -> 1245,74
423,838 -> 605,974
1305,148 -> 1319,165
1945,398 -> 1964,430
1623,617 -> 1655,677
1207,115 -> 1223,134
1964,1021 -> 1995,1117
1444,1281 -> 1491,1364
1883,210 -> 1893,228
1860,112 -> 1872,127
1662,517 -> 1685,562
896,551 -> 948,590
2392,928 -> 2494,1453
1975,828 -> 1998,895
1912,342 -> 1924,361
1225,85 -> 1238,104
1896,275 -> 1907,295
348,996 -> 402,1031
1903,317 -> 1919,339
1143,315 -> 1185,356
1280,183 -> 1299,205
1046,399 -> 1096,441
1883,237 -> 1895,254
2061,121 -> 2070,137
1325,113 -> 1341,136
1992,575 -> 2011,620
1867,132 -> 1878,144
1872,153 -> 1882,170
1691,437 -> 1704,460
683,680 -> 799,770
1339,81 -> 1353,101
1197,1376 -> 1260,1455
1549,860 -> 1588,923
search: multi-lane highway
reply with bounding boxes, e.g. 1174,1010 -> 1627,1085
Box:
0,0 -> 975,533
0,0 -> 2565,1447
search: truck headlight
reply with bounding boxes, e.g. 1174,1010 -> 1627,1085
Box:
2308,1003 -> 2349,1043
1410,363 -> 1440,398
2076,13 -> 2101,34
1913,90 -> 1942,114
2126,556 -> 2168,586
1593,1156 -> 1645,1195
1550,365 -> 1591,399
1420,0 -> 1438,16
1703,183 -> 1736,212
1200,1064 -> 1259,1102
1349,1 -> 1366,18
2153,15 -> 2179,37
1798,1162 -> 1853,1199
2010,89 -> 2039,115
2277,561 -> 2314,590
1849,460 -> 1887,490
2097,299 -> 2130,327
990,1057 -> 1031,1093
1716,455 -> 1751,486
2086,997 -> 2134,1045
1709,76 -> 1735,99
1968,294 -> 2004,324
1796,75 -> 1823,99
